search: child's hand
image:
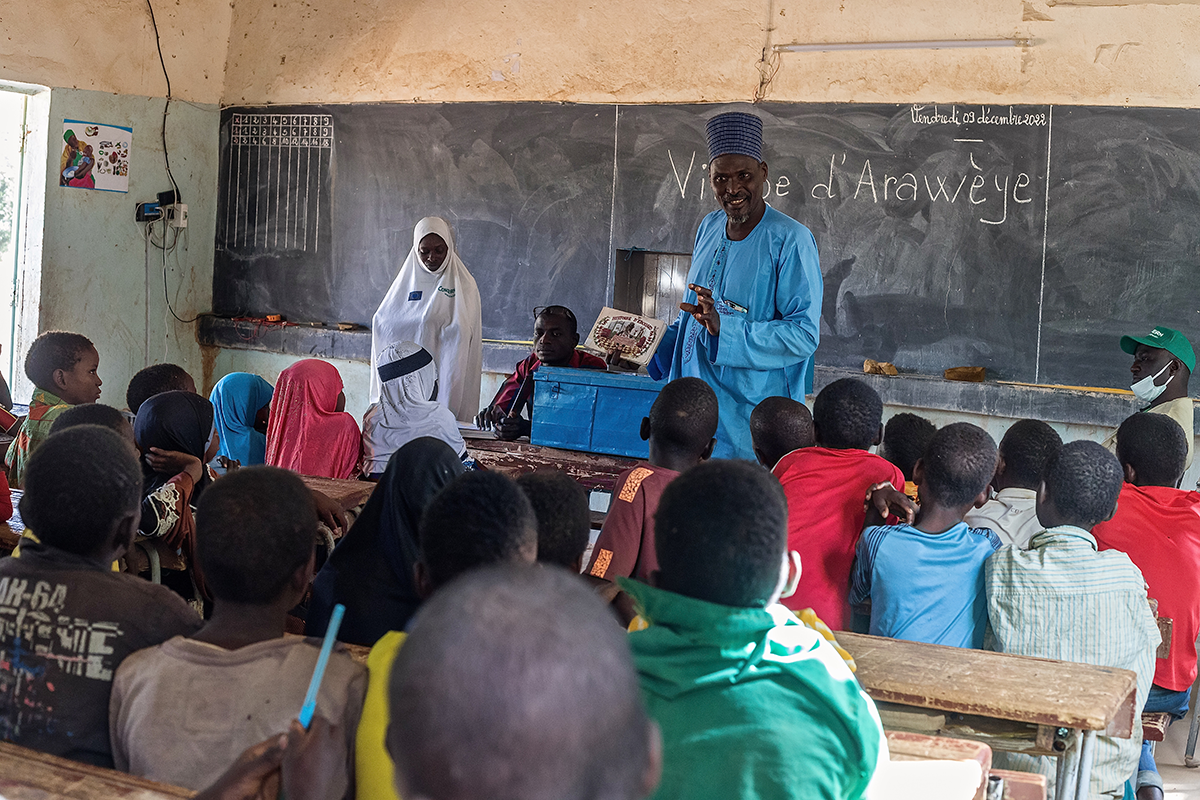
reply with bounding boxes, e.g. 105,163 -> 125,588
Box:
476,405 -> 501,430
193,731 -> 287,800
494,415 -> 530,441
864,482 -> 917,527
146,448 -> 203,483
280,716 -> 343,800
309,489 -> 347,535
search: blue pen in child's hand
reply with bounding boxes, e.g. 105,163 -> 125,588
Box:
298,603 -> 345,730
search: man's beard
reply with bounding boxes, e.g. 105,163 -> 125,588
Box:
725,209 -> 751,225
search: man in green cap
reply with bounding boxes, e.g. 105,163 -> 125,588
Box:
1103,325 -> 1195,469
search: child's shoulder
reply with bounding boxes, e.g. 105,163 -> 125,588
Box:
614,463 -> 675,504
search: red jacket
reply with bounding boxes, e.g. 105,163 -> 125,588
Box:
491,350 -> 607,417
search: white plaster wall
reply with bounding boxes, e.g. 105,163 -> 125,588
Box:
1,0 -> 232,105
222,0 -> 1200,108
30,88 -> 218,410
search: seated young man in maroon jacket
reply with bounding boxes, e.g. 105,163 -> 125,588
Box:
585,377 -> 717,624
476,305 -> 606,441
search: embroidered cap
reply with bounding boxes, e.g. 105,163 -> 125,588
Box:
1120,325 -> 1196,373
705,112 -> 764,162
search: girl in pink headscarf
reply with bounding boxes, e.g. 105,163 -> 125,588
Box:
265,359 -> 361,478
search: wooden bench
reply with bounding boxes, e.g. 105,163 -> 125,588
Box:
989,768 -> 1048,800
0,740 -> 193,798
838,632 -> 1138,800
467,439 -> 638,494
298,475 -> 376,513
1141,711 -> 1172,743
885,731 -> 990,800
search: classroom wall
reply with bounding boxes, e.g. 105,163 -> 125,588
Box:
222,0 -> 1200,107
28,88 -> 219,409
0,0 -> 231,105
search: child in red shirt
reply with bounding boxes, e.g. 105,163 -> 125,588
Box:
585,377 -> 717,624
476,305 -> 606,441
750,395 -> 814,469
772,378 -> 903,630
1092,412 -> 1200,798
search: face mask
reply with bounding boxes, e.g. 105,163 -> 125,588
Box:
1131,362 -> 1173,404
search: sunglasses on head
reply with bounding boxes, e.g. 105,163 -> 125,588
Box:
534,306 -> 576,325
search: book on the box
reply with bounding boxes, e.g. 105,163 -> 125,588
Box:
582,307 -> 668,367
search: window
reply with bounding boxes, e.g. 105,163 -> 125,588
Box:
613,250 -> 690,326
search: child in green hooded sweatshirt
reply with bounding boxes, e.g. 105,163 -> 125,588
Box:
621,460 -> 886,800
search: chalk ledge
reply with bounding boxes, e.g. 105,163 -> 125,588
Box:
814,366 -> 1196,432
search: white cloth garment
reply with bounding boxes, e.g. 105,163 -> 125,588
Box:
963,487 -> 1041,549
371,217 -> 483,422
362,341 -> 467,476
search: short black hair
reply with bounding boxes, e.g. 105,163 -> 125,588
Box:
50,403 -> 130,437
1043,440 -> 1123,529
999,419 -> 1063,489
419,471 -> 537,590
647,377 -> 718,456
516,471 -> 591,570
812,378 -> 883,450
881,412 -> 937,481
750,396 -> 814,467
126,363 -> 195,414
919,422 -> 998,507
389,565 -> 652,800
24,331 -> 94,391
535,305 -> 579,336
1115,412 -> 1188,488
20,425 -> 142,557
197,467 -> 316,605
655,460 -> 787,608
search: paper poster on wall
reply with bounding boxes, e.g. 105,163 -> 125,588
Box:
60,120 -> 131,193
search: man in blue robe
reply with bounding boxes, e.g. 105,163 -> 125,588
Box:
648,111 -> 823,460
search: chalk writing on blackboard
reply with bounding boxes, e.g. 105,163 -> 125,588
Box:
223,113 -> 333,253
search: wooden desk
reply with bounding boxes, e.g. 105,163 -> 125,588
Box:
298,475 -> 375,512
0,740 -> 193,798
839,632 -> 1137,800
467,439 -> 638,493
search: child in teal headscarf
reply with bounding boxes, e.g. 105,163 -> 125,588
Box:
209,373 -> 274,468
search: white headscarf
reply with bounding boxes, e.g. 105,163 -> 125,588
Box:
371,217 -> 483,422
362,341 -> 467,475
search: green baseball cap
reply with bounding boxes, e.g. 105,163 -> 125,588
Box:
1120,325 -> 1196,372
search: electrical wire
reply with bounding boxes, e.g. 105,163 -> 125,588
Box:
145,0 -> 181,205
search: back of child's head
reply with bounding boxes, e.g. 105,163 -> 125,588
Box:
647,377 -> 718,457
389,564 -> 653,800
126,363 -> 195,415
50,403 -> 130,438
536,304 -> 579,335
1115,413 -> 1188,488
919,422 -> 998,507
20,425 -> 141,558
881,412 -> 937,481
24,331 -> 93,391
1043,440 -> 1123,529
654,460 -> 787,608
196,466 -> 316,605
998,419 -> 1063,490
812,378 -> 883,450
419,471 -> 538,590
750,396 -> 814,467
516,471 -> 591,570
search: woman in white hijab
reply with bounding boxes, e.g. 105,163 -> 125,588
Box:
371,217 -> 482,422
362,341 -> 467,479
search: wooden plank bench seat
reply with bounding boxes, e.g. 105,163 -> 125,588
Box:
0,740 -> 193,799
1141,711 -> 1172,742
989,768 -> 1047,800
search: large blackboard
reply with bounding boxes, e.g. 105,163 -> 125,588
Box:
213,102 -> 1200,388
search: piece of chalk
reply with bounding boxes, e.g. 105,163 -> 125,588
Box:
298,603 -> 345,730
